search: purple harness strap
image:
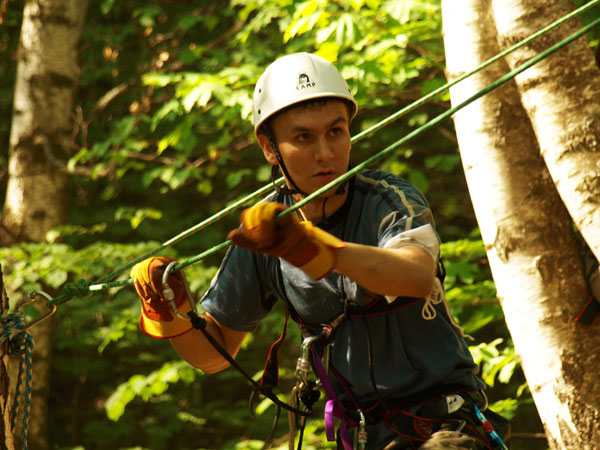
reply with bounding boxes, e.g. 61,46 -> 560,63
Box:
298,297 -> 426,449
311,346 -> 360,449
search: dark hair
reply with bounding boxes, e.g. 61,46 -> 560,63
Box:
257,97 -> 355,137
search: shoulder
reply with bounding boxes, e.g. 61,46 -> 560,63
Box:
353,169 -> 429,209
200,246 -> 279,332
349,169 -> 436,241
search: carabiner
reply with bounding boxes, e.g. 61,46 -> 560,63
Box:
473,405 -> 509,450
355,409 -> 367,450
19,291 -> 58,331
296,335 -> 319,389
161,261 -> 198,320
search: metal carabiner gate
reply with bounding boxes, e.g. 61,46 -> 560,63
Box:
17,291 -> 58,331
355,409 -> 367,450
296,335 -> 319,389
161,261 -> 198,319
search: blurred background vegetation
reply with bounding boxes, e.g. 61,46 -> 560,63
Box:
3,0 -> 597,448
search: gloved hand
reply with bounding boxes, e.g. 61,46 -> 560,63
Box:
130,256 -> 193,338
417,430 -> 473,449
227,202 -> 345,280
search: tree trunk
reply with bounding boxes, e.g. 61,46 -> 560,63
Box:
442,0 -> 600,449
2,0 -> 88,244
0,265 -> 16,450
2,1 -> 88,449
491,0 -> 600,263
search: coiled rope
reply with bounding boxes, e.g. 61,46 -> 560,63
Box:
1,313 -> 34,450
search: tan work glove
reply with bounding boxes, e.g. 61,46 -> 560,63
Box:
130,256 -> 193,338
227,202 -> 345,280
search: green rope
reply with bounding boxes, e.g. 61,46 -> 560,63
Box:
282,15 -> 600,217
350,0 -> 600,142
63,278 -> 92,298
82,13 -> 600,292
50,4 -> 600,302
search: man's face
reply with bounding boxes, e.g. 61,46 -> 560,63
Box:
259,101 -> 351,197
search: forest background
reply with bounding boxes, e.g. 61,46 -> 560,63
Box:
0,0 -> 598,449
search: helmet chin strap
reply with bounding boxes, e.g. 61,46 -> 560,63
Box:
265,126 -> 308,197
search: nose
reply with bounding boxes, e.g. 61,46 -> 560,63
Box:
313,136 -> 335,162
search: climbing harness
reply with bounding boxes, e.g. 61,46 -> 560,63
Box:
0,290 -> 57,450
233,272 -> 508,450
7,2 -> 599,448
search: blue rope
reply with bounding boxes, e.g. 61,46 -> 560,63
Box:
1,313 -> 34,450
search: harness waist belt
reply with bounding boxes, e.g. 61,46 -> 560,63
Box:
345,384 -> 471,425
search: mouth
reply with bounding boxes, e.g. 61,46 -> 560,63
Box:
313,169 -> 335,179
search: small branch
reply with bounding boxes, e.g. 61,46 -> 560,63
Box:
123,151 -> 209,169
205,21 -> 244,51
93,82 -> 131,112
36,134 -> 114,178
437,125 -> 458,144
510,432 -> 547,439
122,151 -> 173,164
407,42 -> 428,57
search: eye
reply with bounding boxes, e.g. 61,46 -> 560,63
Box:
296,133 -> 310,142
329,127 -> 343,137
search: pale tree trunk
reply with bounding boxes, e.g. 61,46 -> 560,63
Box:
442,0 -> 600,449
1,1 -> 88,449
2,0 -> 87,244
491,0 -> 600,263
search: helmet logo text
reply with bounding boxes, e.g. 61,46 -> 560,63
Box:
297,73 -> 316,90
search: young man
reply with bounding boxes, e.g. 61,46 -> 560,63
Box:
131,53 -> 508,449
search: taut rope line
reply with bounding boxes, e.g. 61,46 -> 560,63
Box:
45,4 -> 599,304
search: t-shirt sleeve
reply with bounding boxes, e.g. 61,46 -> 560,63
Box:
367,174 -> 440,259
199,246 -> 278,332
359,173 -> 440,305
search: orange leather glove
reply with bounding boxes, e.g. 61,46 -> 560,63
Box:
227,202 -> 345,280
130,256 -> 193,338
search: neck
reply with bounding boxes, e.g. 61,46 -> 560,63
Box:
293,190 -> 349,223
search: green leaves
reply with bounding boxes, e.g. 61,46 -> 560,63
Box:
470,338 -> 518,388
440,235 -> 529,427
115,207 -> 163,230
132,5 -> 163,28
106,361 -> 200,421
283,1 -> 329,43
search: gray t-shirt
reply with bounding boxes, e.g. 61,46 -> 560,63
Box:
201,169 -> 483,402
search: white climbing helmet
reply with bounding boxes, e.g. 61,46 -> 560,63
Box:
253,52 -> 358,135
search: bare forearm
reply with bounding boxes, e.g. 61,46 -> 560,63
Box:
333,243 -> 436,298
169,313 -> 247,374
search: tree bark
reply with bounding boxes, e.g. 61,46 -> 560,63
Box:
0,265 -> 16,450
491,0 -> 600,263
442,0 -> 600,448
2,0 -> 88,244
2,1 -> 88,449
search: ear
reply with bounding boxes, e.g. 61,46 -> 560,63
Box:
257,133 -> 279,166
